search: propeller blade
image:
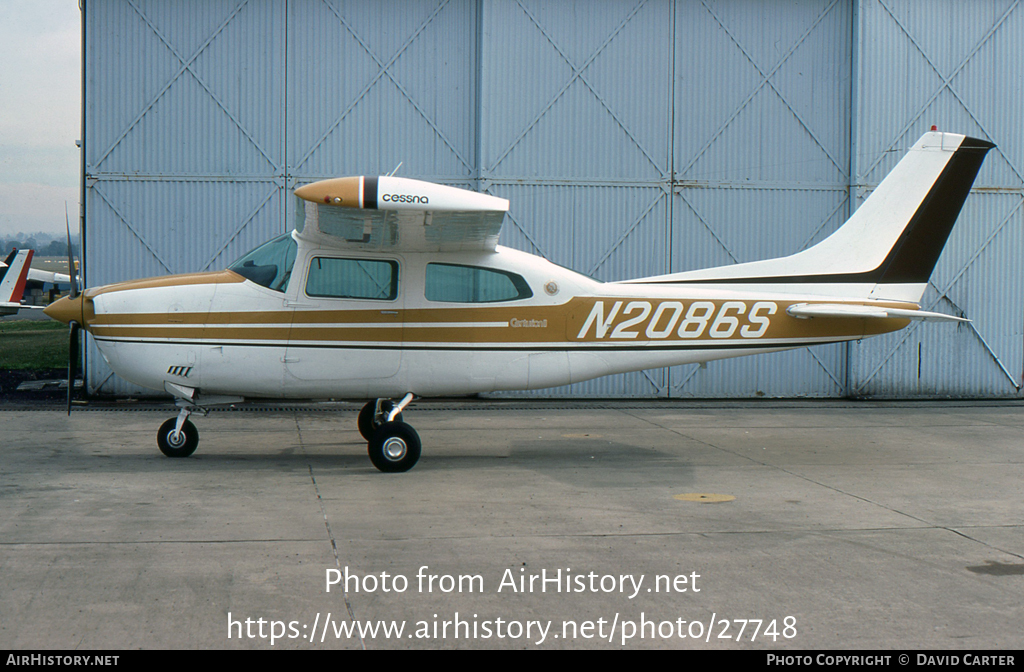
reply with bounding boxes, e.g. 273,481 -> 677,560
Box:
65,203 -> 78,299
68,321 -> 80,415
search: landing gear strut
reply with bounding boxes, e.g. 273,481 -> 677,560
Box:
362,394 -> 420,472
155,389 -> 242,459
357,399 -> 403,441
157,408 -> 199,457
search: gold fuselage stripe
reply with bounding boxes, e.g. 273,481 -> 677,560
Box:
86,297 -> 913,345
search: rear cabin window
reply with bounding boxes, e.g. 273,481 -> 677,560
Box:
425,263 -> 532,303
228,233 -> 297,292
305,257 -> 398,301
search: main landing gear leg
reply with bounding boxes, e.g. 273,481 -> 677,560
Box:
361,393 -> 421,473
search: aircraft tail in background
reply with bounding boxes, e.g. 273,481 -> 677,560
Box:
0,249 -> 36,316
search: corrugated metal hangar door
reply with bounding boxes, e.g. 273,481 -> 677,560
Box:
671,0 -> 852,399
83,0 -> 290,395
485,0 -> 854,398
849,0 -> 1024,398
82,0 -> 1024,399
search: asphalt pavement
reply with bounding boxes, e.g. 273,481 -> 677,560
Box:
1,400 -> 1021,650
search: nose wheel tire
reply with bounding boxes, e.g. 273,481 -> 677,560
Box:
358,400 -> 403,441
157,417 -> 199,458
367,421 -> 421,473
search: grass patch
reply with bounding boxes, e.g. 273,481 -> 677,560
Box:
0,319 -> 68,369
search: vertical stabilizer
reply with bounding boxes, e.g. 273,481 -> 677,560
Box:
625,132 -> 994,301
0,249 -> 34,313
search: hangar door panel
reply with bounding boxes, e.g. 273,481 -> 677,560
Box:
848,0 -> 1024,398
83,0 -> 287,395
482,0 -> 674,398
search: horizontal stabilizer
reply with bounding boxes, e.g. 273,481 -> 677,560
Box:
1,303 -> 44,310
786,303 -> 967,323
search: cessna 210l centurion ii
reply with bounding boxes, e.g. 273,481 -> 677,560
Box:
46,131 -> 993,472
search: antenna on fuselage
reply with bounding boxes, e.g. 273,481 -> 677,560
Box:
386,161 -> 403,177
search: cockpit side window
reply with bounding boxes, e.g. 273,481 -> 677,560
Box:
228,233 -> 298,292
305,257 -> 399,301
425,263 -> 532,303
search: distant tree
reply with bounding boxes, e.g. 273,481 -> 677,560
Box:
1,238 -> 78,257
42,240 -> 70,256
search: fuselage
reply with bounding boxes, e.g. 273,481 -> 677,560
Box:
46,239 -> 911,399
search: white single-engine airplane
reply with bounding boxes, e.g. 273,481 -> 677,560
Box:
0,249 -> 37,316
46,131 -> 993,471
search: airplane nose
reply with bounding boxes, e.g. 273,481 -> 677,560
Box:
44,294 -> 85,326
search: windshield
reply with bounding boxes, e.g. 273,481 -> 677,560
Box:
228,233 -> 298,292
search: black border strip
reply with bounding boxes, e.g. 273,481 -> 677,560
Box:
363,176 -> 378,210
93,337 -> 846,352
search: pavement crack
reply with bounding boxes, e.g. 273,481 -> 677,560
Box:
944,526 -> 1024,562
297,414 -> 365,650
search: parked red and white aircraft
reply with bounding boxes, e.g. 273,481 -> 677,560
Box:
0,247 -> 73,315
46,131 -> 993,471
0,250 -> 72,287
0,249 -> 38,316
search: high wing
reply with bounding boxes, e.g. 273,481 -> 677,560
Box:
0,249 -> 36,315
25,267 -> 72,285
293,176 -> 509,252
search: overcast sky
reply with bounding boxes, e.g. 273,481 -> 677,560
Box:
0,1 -> 80,238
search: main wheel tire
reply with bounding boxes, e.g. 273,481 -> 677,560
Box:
357,400 -> 403,441
157,417 -> 199,458
367,421 -> 421,473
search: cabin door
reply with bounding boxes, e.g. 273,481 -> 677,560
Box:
284,254 -> 403,394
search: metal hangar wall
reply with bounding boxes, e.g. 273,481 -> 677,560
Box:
81,0 -> 1024,398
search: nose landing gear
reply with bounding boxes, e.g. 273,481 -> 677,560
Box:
157,408 -> 199,457
155,388 -> 242,459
